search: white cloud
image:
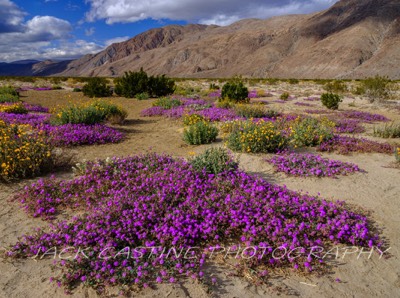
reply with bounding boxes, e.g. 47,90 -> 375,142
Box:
0,0 -> 26,33
85,27 -> 95,36
85,0 -> 336,25
0,39 -> 103,62
105,36 -> 130,46
0,1 -> 101,62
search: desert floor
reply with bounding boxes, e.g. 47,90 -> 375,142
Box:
0,82 -> 399,298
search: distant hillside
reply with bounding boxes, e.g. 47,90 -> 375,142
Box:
1,0 -> 400,79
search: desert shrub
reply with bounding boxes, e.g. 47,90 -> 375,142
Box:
152,97 -> 182,109
233,104 -> 267,118
189,147 -> 238,174
135,92 -> 149,100
352,86 -> 365,96
209,83 -> 220,90
0,103 -> 28,114
114,69 -> 149,98
114,69 -> 175,98
0,93 -> 19,103
291,117 -> 334,147
226,120 -> 287,153
361,75 -> 391,102
54,100 -> 127,125
216,98 -> 234,109
321,93 -> 342,110
0,121 -> 53,181
0,86 -> 19,97
148,75 -> 176,97
221,79 -> 249,103
280,92 -> 290,100
373,122 -> 400,138
183,121 -> 218,145
72,87 -> 82,92
82,77 -> 113,98
183,114 -> 206,126
324,80 -> 347,93
288,78 -> 299,84
52,85 -> 63,90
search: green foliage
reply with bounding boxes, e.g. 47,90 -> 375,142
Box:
54,100 -> 127,125
373,122 -> 400,138
280,92 -> 290,100
291,117 -> 334,147
189,147 -> 238,174
216,98 -> 234,109
72,88 -> 82,92
114,68 -> 175,98
183,121 -> 218,145
135,92 -> 150,100
361,75 -> 391,102
221,78 -> 249,103
0,93 -> 19,103
82,77 -> 113,98
288,78 -> 299,84
226,120 -> 287,153
152,97 -> 182,109
233,104 -> 267,118
321,93 -> 342,110
0,86 -> 19,99
209,83 -> 220,90
324,80 -> 347,93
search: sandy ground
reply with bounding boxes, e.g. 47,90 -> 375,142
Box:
0,86 -> 399,297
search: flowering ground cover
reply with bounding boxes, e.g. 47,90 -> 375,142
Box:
267,152 -> 362,177
318,135 -> 394,154
338,110 -> 389,123
7,153 -> 380,293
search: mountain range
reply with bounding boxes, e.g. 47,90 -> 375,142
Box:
1,0 -> 399,79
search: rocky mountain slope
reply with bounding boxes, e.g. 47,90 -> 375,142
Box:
1,0 -> 399,79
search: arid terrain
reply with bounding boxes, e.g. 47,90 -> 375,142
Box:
0,79 -> 399,297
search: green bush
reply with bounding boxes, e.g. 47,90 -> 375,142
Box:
280,92 -> 290,100
226,120 -> 287,153
114,68 -> 175,98
82,78 -> 113,98
189,147 -> 238,174
72,88 -> 82,92
373,122 -> 400,138
54,100 -> 127,125
221,79 -> 249,103
216,98 -> 234,109
152,97 -> 182,109
288,78 -> 299,84
324,80 -> 347,93
148,75 -> 175,97
0,86 -> 19,97
183,121 -> 218,145
0,93 -> 20,103
291,117 -> 334,147
233,104 -> 267,118
135,92 -> 149,100
321,93 -> 342,110
361,75 -> 391,102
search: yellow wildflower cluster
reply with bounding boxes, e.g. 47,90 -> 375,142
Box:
226,119 -> 287,153
0,102 -> 28,114
395,147 -> 400,162
183,114 -> 207,126
0,120 -> 52,181
290,116 -> 333,147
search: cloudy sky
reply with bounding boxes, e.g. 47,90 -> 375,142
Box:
0,0 -> 336,62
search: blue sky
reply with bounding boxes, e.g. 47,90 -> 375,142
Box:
0,0 -> 336,62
